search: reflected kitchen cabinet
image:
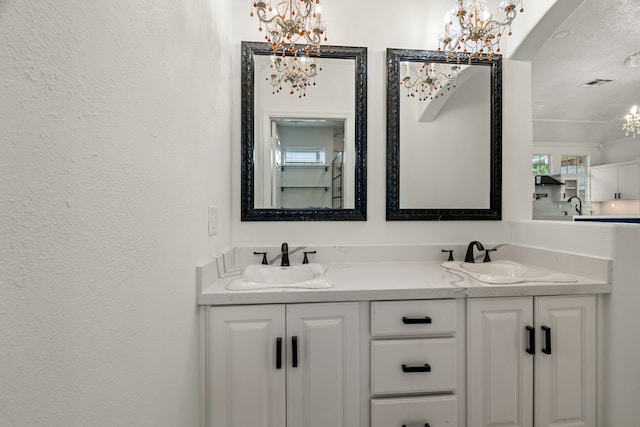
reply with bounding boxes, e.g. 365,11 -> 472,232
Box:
591,160 -> 640,202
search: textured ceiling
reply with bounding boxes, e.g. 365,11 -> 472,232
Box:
532,0 -> 640,144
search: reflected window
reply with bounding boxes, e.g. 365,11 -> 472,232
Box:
284,148 -> 326,165
561,155 -> 589,201
532,154 -> 550,174
560,155 -> 587,175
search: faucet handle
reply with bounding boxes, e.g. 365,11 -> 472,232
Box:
483,248 -> 497,263
441,249 -> 454,261
302,251 -> 317,264
253,251 -> 268,265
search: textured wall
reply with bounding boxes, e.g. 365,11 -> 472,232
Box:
0,1 -> 232,425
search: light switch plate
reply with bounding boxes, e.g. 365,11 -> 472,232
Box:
208,206 -> 218,236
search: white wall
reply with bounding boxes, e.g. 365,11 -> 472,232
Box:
600,137 -> 640,164
0,1 -> 232,426
231,0 -> 534,246
603,225 -> 640,426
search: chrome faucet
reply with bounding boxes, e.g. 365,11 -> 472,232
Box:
567,196 -> 583,215
465,241 -> 485,263
280,242 -> 290,267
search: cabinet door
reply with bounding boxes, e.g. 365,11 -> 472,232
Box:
208,305 -> 286,427
468,298 -> 534,427
286,302 -> 360,427
617,163 -> 640,200
535,296 -> 596,427
590,167 -> 617,201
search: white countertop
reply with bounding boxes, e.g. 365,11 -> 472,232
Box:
197,261 -> 611,306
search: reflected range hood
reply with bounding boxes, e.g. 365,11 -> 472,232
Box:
535,175 -> 564,186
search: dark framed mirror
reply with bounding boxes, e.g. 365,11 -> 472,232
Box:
241,41 -> 367,221
386,48 -> 502,221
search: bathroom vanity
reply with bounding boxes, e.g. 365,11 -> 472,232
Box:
197,245 -> 610,427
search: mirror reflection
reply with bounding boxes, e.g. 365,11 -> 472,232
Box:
241,42 -> 367,221
400,63 -> 491,209
256,117 -> 353,209
386,49 -> 502,221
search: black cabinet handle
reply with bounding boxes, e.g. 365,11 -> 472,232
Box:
401,424 -> 430,427
402,364 -> 431,373
402,316 -> 432,324
292,336 -> 298,367
541,326 -> 552,355
526,326 -> 535,355
276,337 -> 282,369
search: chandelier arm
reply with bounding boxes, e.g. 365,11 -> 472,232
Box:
483,15 -> 516,29
297,0 -> 314,19
275,0 -> 296,19
401,76 -> 431,91
255,5 -> 285,26
303,31 -> 323,48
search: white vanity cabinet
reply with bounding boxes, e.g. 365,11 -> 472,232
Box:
591,161 -> 640,201
207,302 -> 360,427
467,295 -> 596,427
370,299 -> 465,427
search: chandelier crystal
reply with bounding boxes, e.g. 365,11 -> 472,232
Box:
438,0 -> 524,60
250,0 -> 327,57
622,105 -> 640,138
401,62 -> 461,101
267,55 -> 321,98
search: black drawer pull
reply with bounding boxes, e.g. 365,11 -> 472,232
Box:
525,326 -> 535,355
402,316 -> 432,324
402,363 -> 431,373
541,326 -> 552,355
401,424 -> 430,427
276,337 -> 282,369
292,336 -> 298,367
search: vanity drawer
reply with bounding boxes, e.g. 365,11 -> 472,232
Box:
371,338 -> 457,394
371,300 -> 458,337
371,395 -> 458,427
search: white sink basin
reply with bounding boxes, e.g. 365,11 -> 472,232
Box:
441,260 -> 578,285
226,263 -> 333,290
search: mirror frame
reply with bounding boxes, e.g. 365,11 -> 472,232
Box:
385,48 -> 502,221
241,41 -> 368,221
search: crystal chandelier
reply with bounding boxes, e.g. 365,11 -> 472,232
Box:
401,62 -> 461,101
622,105 -> 640,138
267,55 -> 321,98
438,0 -> 524,60
250,0 -> 327,57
